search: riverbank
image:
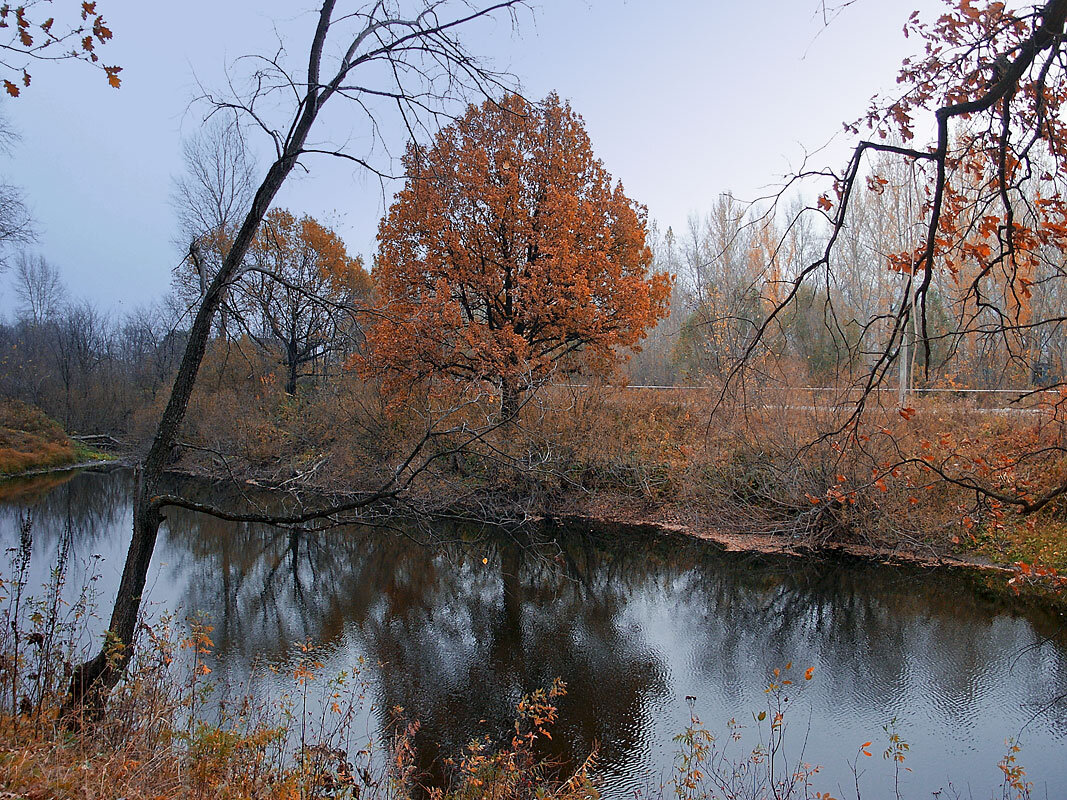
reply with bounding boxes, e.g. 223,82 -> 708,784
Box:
3,464 -> 1064,799
146,460 -> 1067,613
140,379 -> 1066,598
0,399 -> 116,477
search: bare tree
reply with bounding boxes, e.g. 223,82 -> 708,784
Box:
48,299 -> 105,428
170,119 -> 258,341
68,0 -> 528,714
12,251 -> 65,326
173,120 -> 257,248
0,114 -> 35,269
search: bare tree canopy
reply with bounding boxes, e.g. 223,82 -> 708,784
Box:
0,112 -> 34,267
12,251 -> 65,325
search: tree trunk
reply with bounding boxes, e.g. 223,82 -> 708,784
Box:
286,345 -> 298,395
500,375 -> 521,420
65,473 -> 162,715
66,150 -> 306,716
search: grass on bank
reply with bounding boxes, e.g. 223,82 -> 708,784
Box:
158,357 -> 1067,580
0,398 -> 110,476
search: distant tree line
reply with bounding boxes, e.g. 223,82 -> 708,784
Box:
629,153 -> 1067,391
0,252 -> 187,433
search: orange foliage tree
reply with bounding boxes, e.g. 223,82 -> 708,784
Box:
367,92 -> 672,416
242,208 -> 371,395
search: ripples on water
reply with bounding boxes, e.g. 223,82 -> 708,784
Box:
1,467 -> 1066,798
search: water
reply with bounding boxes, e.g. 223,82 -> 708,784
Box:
2,466 -> 1066,798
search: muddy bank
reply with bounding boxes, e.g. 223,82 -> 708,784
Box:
541,511 -> 1011,573
150,461 -> 1063,611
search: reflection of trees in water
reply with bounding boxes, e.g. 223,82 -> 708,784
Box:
166,502 -> 1067,783
7,469 -> 1066,783
0,468 -> 131,545
0,468 -> 133,591
165,509 -> 671,782
588,535 -> 1067,734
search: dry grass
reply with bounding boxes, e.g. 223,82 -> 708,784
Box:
0,398 -> 83,475
529,385 -> 1067,566
134,343 -> 1067,577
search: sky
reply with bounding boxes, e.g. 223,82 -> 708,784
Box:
0,0 -> 943,315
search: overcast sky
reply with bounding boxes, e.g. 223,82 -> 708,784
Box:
0,0 -> 941,315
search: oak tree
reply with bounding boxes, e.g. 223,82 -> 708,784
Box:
243,208 -> 371,394
368,92 -> 672,417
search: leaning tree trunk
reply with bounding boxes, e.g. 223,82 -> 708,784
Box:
64,0 -> 352,709
66,151 -> 311,717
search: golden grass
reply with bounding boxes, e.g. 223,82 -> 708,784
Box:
0,399 -> 81,475
143,351 -> 1067,579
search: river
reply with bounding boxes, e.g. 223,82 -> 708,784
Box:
1,466 -> 1065,798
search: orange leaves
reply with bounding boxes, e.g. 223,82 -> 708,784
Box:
866,175 -> 889,194
816,194 -> 833,212
2,1 -> 119,94
899,406 -> 917,421
367,92 -> 671,400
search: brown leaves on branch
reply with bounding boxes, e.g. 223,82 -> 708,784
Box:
363,92 -> 672,409
0,1 -> 120,96
855,0 -> 1067,286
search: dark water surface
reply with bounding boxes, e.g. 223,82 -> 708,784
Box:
2,467 -> 1066,798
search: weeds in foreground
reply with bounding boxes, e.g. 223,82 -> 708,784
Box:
672,664 -> 1037,800
0,528 -> 598,800
0,524 -> 1044,800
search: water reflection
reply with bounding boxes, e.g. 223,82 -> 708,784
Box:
2,468 -> 1066,798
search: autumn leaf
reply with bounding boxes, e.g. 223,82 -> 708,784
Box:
365,92 -> 671,411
